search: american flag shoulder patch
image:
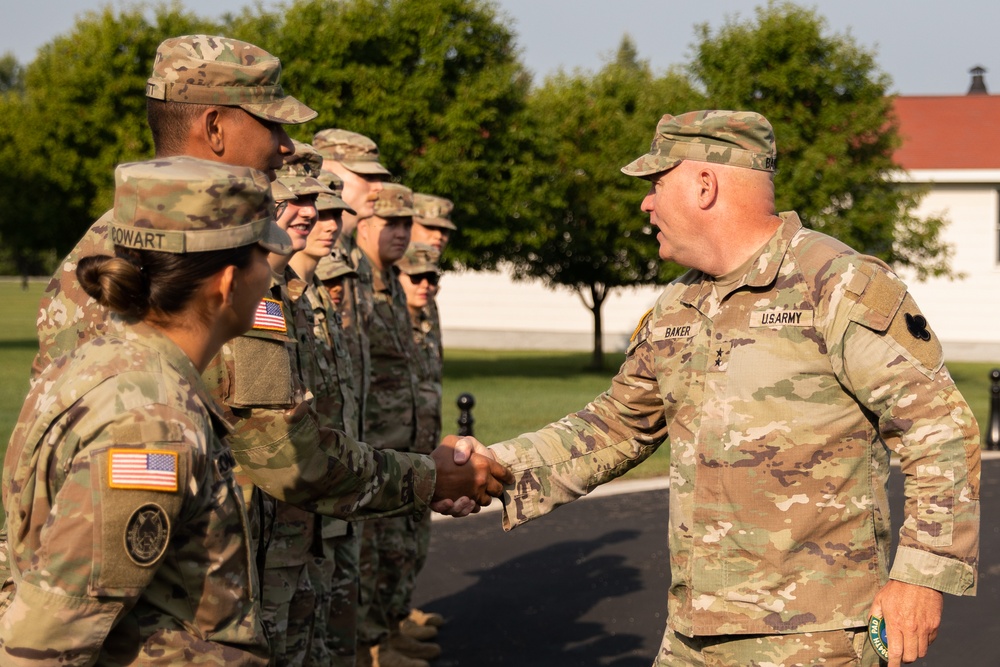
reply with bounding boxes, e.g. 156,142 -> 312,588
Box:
253,297 -> 287,333
108,449 -> 179,492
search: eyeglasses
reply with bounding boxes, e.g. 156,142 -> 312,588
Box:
274,201 -> 289,218
407,272 -> 439,286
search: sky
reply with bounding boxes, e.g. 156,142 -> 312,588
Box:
2,0 -> 999,96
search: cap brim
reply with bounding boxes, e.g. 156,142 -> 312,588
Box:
342,160 -> 391,176
259,219 -> 294,255
277,176 -> 334,197
416,217 -> 457,231
620,153 -> 681,179
242,95 -> 318,125
376,208 -> 415,218
317,193 -> 357,215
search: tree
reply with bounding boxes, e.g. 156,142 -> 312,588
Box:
0,5 -> 219,273
228,0 -> 541,270
689,0 -> 953,278
515,38 -> 703,368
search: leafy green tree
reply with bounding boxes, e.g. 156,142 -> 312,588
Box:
689,0 -> 952,278
0,5 -> 219,272
516,38 -> 702,368
0,53 -> 24,94
228,0 -> 541,269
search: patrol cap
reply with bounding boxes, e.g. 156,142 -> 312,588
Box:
110,156 -> 292,255
312,128 -> 391,176
621,110 -> 777,178
396,243 -> 440,275
274,145 -> 337,200
146,35 -> 317,124
284,140 -> 324,178
316,253 -> 358,282
316,170 -> 356,214
373,183 -> 415,218
413,193 -> 457,231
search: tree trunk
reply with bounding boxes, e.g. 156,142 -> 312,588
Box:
579,283 -> 609,370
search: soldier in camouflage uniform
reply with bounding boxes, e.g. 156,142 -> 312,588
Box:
353,184 -> 441,667
287,151 -> 365,666
473,111 -> 981,667
394,244 -> 446,646
254,150 -> 336,664
33,34 -> 312,380
313,128 -> 391,435
0,157 -> 289,665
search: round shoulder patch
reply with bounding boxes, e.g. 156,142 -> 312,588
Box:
124,504 -> 171,566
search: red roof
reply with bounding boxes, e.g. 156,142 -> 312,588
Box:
893,95 -> 1000,169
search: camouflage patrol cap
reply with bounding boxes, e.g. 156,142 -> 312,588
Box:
396,243 -> 440,275
316,253 -> 358,282
373,183 -> 415,218
621,110 -> 777,178
110,156 -> 292,255
283,140 -> 324,178
312,128 -> 391,176
316,170 -> 356,214
274,144 -> 337,200
413,193 -> 457,231
146,35 -> 317,124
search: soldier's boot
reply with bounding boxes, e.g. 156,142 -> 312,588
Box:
408,607 -> 445,627
399,618 -> 438,641
372,643 -> 430,667
386,631 -> 442,660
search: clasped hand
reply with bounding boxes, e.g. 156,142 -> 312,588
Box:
429,435 -> 511,517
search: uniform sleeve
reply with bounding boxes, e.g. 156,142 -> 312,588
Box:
836,266 -> 980,596
226,403 -> 436,519
202,345 -> 436,520
0,409 -> 192,666
490,311 -> 668,531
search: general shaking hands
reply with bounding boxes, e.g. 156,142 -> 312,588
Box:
429,435 -> 512,517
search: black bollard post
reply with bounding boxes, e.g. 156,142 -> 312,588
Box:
988,369 -> 1000,450
457,392 -> 476,438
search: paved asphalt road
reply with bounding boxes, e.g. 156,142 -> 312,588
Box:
414,456 -> 1000,666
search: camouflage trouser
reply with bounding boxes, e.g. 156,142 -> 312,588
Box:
391,511 -> 431,620
358,515 -> 418,645
655,626 -> 881,667
315,522 -> 361,666
307,549 -> 336,667
261,563 -> 316,664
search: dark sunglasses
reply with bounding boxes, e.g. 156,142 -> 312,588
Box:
407,272 -> 439,286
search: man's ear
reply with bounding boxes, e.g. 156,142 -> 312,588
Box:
695,167 -> 719,209
200,107 -> 227,155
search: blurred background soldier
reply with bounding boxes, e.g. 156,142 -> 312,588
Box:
395,243 -> 446,646
354,183 -> 436,667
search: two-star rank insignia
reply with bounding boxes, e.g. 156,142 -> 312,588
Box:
905,313 -> 931,341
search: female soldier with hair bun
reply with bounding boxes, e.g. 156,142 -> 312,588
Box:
0,156 -> 291,665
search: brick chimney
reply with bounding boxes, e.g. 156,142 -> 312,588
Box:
969,65 -> 988,95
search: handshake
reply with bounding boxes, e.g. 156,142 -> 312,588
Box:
428,435 -> 512,517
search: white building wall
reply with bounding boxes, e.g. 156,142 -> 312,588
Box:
437,269 -> 664,352
898,170 -> 1000,362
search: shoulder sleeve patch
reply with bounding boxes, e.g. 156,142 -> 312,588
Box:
252,298 -> 288,335
230,336 -> 294,408
93,447 -> 186,591
849,265 -> 906,333
885,293 -> 944,373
